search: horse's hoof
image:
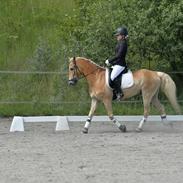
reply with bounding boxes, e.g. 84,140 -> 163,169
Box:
119,125 -> 127,132
136,127 -> 143,132
82,128 -> 88,134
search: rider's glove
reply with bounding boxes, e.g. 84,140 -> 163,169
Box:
105,59 -> 110,66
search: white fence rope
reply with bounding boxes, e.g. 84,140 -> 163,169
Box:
0,70 -> 64,75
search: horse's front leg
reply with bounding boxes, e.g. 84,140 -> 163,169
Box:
82,97 -> 98,134
103,98 -> 126,132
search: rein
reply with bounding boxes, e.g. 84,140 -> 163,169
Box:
72,57 -> 99,81
76,66 -> 99,80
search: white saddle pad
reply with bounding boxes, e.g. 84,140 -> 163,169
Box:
106,69 -> 134,89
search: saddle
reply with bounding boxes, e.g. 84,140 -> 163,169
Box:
105,67 -> 134,100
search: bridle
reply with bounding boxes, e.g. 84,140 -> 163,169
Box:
68,57 -> 83,84
68,57 -> 99,85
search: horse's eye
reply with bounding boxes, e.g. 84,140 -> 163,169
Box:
70,68 -> 74,71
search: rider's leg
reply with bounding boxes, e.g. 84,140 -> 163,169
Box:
113,78 -> 124,99
111,65 -> 125,100
110,65 -> 125,81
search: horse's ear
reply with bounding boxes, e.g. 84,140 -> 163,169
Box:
73,57 -> 76,65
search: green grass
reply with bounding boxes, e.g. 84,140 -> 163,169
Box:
0,71 -> 182,116
0,101 -> 182,117
0,0 -> 75,69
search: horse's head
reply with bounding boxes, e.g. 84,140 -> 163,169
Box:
68,57 -> 81,86
68,56 -> 102,86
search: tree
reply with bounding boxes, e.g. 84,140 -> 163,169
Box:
67,0 -> 183,72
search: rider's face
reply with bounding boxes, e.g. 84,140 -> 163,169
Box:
116,34 -> 124,41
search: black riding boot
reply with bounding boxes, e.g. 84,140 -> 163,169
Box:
113,78 -> 124,100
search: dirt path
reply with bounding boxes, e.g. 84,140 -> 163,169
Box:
0,119 -> 183,183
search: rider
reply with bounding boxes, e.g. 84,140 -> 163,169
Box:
105,26 -> 128,100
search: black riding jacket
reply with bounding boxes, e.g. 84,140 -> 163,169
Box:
108,39 -> 127,67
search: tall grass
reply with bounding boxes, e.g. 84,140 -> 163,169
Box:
0,0 -> 75,69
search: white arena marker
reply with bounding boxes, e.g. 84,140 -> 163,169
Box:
56,116 -> 69,131
10,116 -> 24,132
10,116 -> 70,132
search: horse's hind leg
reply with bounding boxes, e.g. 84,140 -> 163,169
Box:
103,98 -> 126,132
151,92 -> 169,124
136,99 -> 151,132
151,91 -> 166,118
136,79 -> 161,132
136,91 -> 155,132
82,98 -> 98,134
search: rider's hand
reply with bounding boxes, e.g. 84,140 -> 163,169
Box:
105,59 -> 110,66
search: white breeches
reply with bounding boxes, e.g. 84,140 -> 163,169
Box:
110,65 -> 125,81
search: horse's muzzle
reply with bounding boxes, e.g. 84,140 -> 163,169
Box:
68,78 -> 78,86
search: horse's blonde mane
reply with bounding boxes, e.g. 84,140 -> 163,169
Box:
74,57 -> 105,69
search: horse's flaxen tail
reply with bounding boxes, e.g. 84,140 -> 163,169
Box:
157,72 -> 181,114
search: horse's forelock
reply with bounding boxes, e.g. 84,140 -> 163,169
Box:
69,57 -> 76,65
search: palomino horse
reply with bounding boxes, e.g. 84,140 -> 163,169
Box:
68,57 -> 181,133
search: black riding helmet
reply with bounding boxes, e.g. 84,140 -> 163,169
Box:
114,27 -> 128,36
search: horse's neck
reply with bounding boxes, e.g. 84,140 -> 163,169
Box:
77,59 -> 104,86
77,60 -> 100,76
